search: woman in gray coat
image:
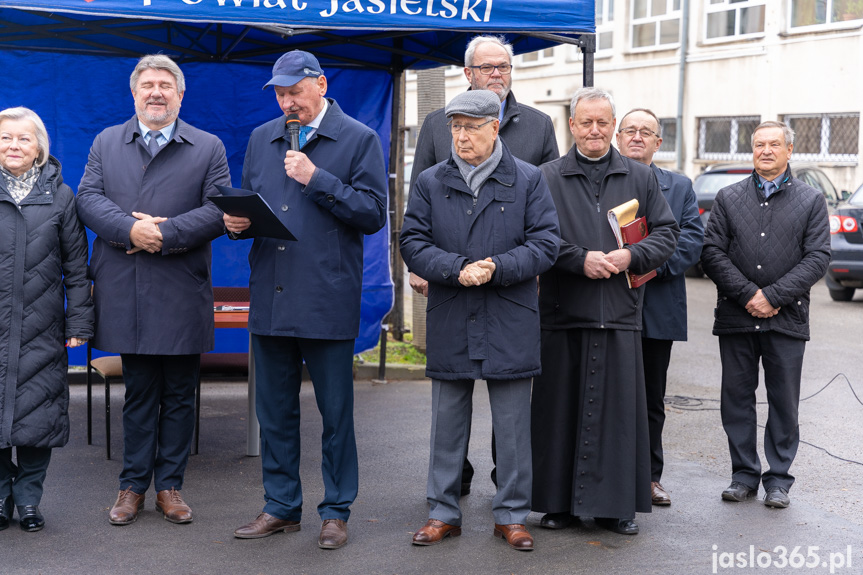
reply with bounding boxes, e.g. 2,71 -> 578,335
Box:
0,107 -> 94,532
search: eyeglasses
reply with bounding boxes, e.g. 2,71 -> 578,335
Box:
448,119 -> 495,135
469,63 -> 512,75
619,127 -> 658,139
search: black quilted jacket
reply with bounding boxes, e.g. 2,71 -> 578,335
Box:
0,157 -> 94,449
701,167 -> 830,341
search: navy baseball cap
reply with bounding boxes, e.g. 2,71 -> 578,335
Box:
263,50 -> 324,89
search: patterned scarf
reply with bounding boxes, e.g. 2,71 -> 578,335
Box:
0,164 -> 40,204
451,137 -> 503,197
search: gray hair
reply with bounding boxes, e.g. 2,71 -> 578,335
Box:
464,35 -> 514,67
619,108 -> 661,137
751,120 -> 795,147
130,54 -> 186,94
0,106 -> 50,168
570,87 -> 616,119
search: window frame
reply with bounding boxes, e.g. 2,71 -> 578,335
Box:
787,0 -> 863,32
594,0 -> 615,55
629,0 -> 682,52
697,115 -> 761,161
519,47 -> 556,68
702,0 -> 767,44
653,117 -> 678,162
782,112 -> 860,164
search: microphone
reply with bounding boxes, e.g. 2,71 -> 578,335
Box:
286,113 -> 301,151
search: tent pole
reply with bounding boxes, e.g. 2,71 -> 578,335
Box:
389,64 -> 406,344
577,34 -> 596,87
376,42 -> 407,382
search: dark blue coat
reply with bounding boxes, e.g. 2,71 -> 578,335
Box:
0,157 -> 93,449
238,99 -> 387,340
400,143 -> 560,381
77,117 -> 230,355
641,165 -> 704,341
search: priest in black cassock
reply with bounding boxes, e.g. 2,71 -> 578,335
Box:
531,87 -> 679,536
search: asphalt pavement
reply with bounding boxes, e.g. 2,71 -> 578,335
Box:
2,278 -> 862,575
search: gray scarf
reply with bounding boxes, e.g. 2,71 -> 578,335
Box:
451,138 -> 503,197
0,164 -> 40,204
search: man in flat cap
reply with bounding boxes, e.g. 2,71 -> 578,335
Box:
225,50 -> 387,549
400,90 -> 560,551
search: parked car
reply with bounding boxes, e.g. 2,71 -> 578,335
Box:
826,181 -> 863,301
687,163 -> 845,277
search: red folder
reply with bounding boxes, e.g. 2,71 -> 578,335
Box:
607,199 -> 657,289
620,217 -> 656,288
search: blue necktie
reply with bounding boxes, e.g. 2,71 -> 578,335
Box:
147,130 -> 162,157
763,180 -> 775,198
299,125 -> 313,149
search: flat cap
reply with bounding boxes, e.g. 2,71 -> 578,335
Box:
445,90 -> 501,119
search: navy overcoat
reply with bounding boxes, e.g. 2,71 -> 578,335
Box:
77,117 -> 230,355
400,143 -> 560,381
641,164 -> 704,341
237,99 -> 388,340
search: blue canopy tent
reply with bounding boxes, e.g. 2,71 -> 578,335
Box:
0,0 -> 595,367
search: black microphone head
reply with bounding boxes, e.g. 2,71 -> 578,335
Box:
286,113 -> 301,134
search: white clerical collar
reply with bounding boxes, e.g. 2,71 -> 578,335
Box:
576,147 -> 611,163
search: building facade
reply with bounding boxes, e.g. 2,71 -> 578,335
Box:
405,0 -> 863,192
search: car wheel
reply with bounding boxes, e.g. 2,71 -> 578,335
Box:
828,287 -> 855,301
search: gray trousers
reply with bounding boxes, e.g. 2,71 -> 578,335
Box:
427,378 -> 532,526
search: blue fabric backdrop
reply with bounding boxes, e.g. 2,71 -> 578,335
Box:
0,50 -> 394,364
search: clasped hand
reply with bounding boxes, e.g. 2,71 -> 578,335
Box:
583,249 -> 632,279
128,211 -> 166,254
745,289 -> 780,318
459,257 -> 495,287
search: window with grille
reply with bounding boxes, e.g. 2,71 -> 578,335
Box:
698,116 -> 761,160
654,117 -> 678,161
783,113 -> 860,162
631,0 -> 681,50
705,0 -> 766,40
790,0 -> 863,28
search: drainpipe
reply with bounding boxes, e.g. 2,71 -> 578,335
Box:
676,0 -> 690,173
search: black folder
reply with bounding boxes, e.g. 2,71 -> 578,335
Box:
213,185 -> 297,241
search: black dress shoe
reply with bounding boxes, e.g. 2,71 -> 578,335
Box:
763,487 -> 790,508
0,496 -> 12,531
17,505 -> 45,532
540,512 -> 576,530
595,517 -> 638,535
721,481 -> 758,502
460,482 -> 471,497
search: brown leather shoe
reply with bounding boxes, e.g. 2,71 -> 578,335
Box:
412,519 -> 462,546
494,523 -> 534,551
651,481 -> 671,506
234,512 -> 300,539
156,488 -> 193,524
318,518 -> 348,549
109,488 -> 145,526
